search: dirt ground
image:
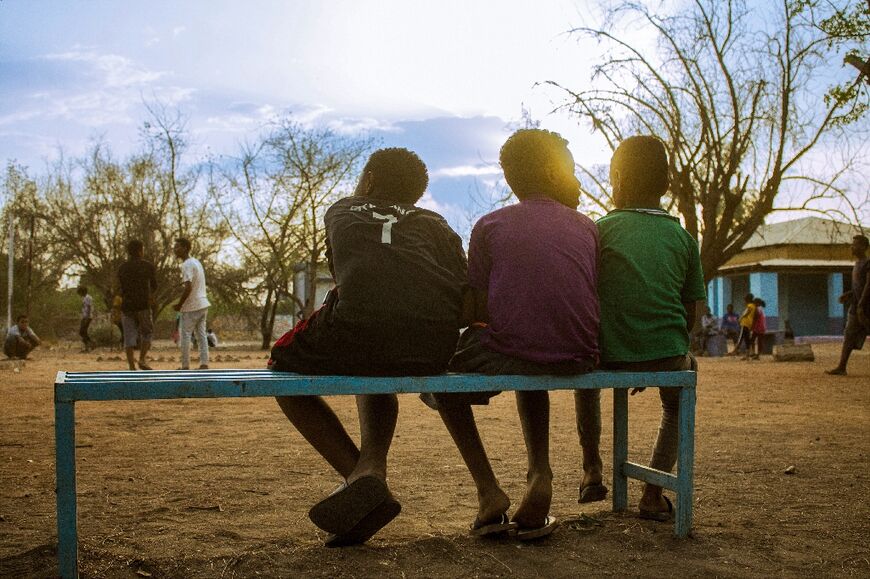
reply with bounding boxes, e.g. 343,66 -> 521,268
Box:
0,341 -> 867,578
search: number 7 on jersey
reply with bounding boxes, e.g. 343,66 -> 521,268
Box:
372,212 -> 398,244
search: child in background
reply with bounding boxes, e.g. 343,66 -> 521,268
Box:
749,298 -> 767,359
730,294 -> 756,356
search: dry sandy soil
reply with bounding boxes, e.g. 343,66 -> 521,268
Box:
0,341 -> 867,578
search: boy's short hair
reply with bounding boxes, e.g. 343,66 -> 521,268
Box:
744,293 -> 754,302
175,238 -> 192,252
854,234 -> 869,249
76,286 -> 88,296
363,148 -> 428,204
499,129 -> 576,200
16,314 -> 27,323
126,239 -> 144,255
610,136 -> 669,202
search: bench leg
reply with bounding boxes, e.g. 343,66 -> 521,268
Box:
612,388 -> 628,512
55,400 -> 78,578
675,386 -> 696,538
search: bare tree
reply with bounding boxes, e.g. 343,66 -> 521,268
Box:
549,0 -> 868,280
40,105 -> 228,315
1,162 -> 66,322
212,119 -> 372,348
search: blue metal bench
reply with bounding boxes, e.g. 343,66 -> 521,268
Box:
54,369 -> 697,578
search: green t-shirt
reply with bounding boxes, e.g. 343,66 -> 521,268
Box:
596,209 -> 706,363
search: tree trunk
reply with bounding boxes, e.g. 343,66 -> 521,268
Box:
259,286 -> 274,350
265,289 -> 281,350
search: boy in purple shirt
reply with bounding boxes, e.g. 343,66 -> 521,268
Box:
424,129 -> 599,540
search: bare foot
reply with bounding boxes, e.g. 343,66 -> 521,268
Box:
825,367 -> 846,376
475,486 -> 511,526
581,467 -> 603,490
638,486 -> 669,514
512,471 -> 552,529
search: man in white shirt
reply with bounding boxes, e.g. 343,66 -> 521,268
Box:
173,238 -> 210,370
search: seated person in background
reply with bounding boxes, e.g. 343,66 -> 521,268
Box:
697,306 -> 719,355
720,304 -> 740,346
269,148 -> 467,547
425,129 -> 599,540
5,314 -> 41,359
576,135 -> 706,521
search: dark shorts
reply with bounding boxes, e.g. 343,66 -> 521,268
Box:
601,352 -> 696,372
121,310 -> 153,348
844,312 -> 867,351
422,325 -> 596,409
268,305 -> 457,377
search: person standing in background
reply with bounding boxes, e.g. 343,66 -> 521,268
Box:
118,239 -> 157,370
173,238 -> 210,370
77,286 -> 94,352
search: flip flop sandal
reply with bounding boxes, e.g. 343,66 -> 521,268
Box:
515,516 -> 558,541
469,513 -> 518,537
578,483 -> 609,504
638,496 -> 674,522
309,475 -> 389,535
324,494 -> 402,547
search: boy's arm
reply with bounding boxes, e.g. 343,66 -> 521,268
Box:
683,300 -> 699,333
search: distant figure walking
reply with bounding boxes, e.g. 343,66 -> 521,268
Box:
827,234 -> 869,375
749,298 -> 767,359
173,238 -> 210,370
4,314 -> 41,359
118,239 -> 157,371
77,286 -> 94,352
729,294 -> 756,356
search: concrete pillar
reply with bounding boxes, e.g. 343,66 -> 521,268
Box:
828,272 -> 845,334
750,272 -> 779,329
706,277 -> 733,317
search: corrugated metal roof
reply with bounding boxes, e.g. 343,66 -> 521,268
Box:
719,258 -> 855,271
743,217 -> 866,248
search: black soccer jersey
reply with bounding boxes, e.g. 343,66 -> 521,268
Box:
325,195 -> 467,329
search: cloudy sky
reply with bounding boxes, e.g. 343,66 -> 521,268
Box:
2,1 -> 866,232
0,0 -> 623,230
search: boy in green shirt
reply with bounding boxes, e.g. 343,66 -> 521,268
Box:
576,135 -> 706,520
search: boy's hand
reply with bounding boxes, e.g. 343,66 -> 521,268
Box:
630,387 -> 646,395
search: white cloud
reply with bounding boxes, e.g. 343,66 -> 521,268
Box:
43,50 -> 165,88
172,26 -> 187,37
326,117 -> 400,135
431,165 -> 503,179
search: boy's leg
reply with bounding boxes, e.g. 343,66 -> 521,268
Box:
434,398 -> 510,524
179,311 -> 192,369
827,313 -> 863,374
512,390 -> 552,528
137,311 -> 153,369
574,389 -> 605,495
4,337 -> 16,358
347,394 -> 398,483
276,395 -> 360,478
639,386 -> 680,513
194,309 -> 209,368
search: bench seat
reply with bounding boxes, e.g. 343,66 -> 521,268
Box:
54,369 -> 697,578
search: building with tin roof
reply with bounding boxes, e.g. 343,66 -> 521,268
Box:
707,216 -> 866,337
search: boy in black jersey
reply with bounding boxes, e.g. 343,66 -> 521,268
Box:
270,148 -> 467,546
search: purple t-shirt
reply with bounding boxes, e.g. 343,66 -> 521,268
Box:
468,197 -> 600,364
